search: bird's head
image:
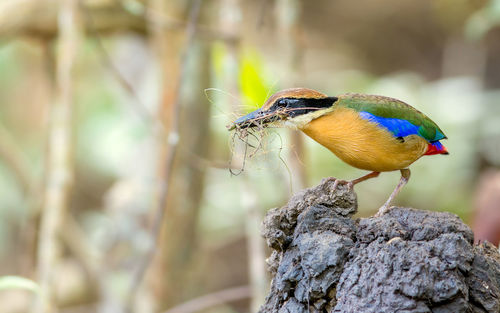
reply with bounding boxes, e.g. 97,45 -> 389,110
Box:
230,88 -> 338,130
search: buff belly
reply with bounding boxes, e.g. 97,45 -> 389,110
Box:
300,107 -> 428,172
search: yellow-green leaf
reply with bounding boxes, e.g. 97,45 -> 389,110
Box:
239,51 -> 274,113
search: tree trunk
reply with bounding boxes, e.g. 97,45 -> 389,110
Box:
146,14 -> 212,307
156,41 -> 211,309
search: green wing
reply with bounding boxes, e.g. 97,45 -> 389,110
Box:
336,93 -> 446,142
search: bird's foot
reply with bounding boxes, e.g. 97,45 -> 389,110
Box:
340,180 -> 354,191
374,169 -> 410,217
325,177 -> 353,191
374,204 -> 391,217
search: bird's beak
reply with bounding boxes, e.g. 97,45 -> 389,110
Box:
234,108 -> 262,125
229,108 -> 281,130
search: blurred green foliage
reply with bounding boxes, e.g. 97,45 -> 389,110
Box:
238,50 -> 275,112
466,0 -> 500,39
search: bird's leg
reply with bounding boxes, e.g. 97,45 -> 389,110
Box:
327,171 -> 380,191
342,171 -> 381,190
376,168 -> 411,217
350,171 -> 380,187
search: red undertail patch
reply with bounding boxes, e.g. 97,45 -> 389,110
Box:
425,142 -> 448,155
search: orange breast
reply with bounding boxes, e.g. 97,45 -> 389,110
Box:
300,107 -> 428,172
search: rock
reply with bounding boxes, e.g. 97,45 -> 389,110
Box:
258,179 -> 500,313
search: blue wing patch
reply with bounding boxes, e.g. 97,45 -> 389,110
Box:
359,111 -> 422,139
431,141 -> 444,150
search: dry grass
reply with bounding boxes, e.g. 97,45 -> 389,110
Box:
227,105 -> 326,175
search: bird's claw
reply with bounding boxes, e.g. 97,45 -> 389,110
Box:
346,181 -> 354,190
375,205 -> 391,217
332,179 -> 341,190
325,177 -> 353,191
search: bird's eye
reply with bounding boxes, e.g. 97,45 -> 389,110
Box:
275,99 -> 287,108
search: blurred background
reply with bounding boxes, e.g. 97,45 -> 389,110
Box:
0,0 -> 499,312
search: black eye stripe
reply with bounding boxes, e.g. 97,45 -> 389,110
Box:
270,97 -> 338,117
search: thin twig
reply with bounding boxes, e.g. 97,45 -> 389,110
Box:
190,154 -> 243,170
242,179 -> 267,312
0,122 -> 41,276
81,3 -> 167,136
218,1 -> 269,305
120,1 -> 239,43
61,214 -> 100,275
125,0 -> 203,303
229,131 -> 249,176
0,124 -> 35,195
32,0 -> 80,312
162,285 -> 251,313
276,0 -> 307,191
0,0 -> 147,39
256,0 -> 270,29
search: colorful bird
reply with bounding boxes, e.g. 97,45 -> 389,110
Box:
231,88 -> 448,216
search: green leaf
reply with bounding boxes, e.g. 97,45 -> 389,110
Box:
238,51 -> 274,113
0,276 -> 40,293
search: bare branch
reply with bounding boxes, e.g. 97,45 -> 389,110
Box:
32,0 -> 81,312
0,0 -> 238,43
0,0 -> 146,39
163,286 -> 251,313
0,124 -> 35,196
81,3 -> 168,135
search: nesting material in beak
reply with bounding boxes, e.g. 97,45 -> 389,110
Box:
227,88 -> 336,131
228,108 -> 282,130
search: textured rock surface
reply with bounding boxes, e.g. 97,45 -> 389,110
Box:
259,179 -> 500,313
